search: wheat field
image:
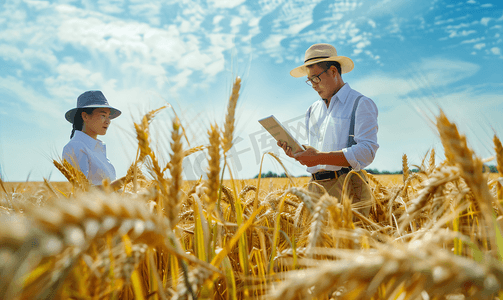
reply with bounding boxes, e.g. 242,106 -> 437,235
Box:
1,77 -> 503,300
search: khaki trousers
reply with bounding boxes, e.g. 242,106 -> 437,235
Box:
308,171 -> 372,217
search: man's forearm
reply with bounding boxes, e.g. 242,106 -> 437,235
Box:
318,150 -> 351,167
294,147 -> 351,168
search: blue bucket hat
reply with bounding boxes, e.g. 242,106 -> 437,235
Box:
65,91 -> 121,123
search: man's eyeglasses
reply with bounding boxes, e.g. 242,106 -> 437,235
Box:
306,69 -> 329,86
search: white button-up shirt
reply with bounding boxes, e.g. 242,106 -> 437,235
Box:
62,130 -> 116,185
305,83 -> 379,173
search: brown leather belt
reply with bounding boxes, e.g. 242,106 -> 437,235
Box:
312,168 -> 352,181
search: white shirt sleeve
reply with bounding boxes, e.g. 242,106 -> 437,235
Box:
62,142 -> 90,177
342,97 -> 379,171
305,105 -> 312,145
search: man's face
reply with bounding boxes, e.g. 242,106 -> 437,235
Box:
306,64 -> 338,100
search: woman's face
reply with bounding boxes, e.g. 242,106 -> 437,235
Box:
82,108 -> 111,137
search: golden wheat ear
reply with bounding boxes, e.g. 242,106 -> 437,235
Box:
436,111 -> 500,243
205,124 -> 221,216
222,76 -> 241,154
166,117 -> 183,228
53,158 -> 90,192
0,191 -> 222,299
494,134 -> 503,200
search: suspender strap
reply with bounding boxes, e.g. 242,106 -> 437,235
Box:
347,96 -> 363,148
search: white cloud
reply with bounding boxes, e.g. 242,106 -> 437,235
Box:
25,0 -> 51,9
435,18 -> 454,26
230,16 -> 243,34
284,20 -> 312,35
169,69 -> 193,90
261,34 -> 286,51
122,61 -> 168,88
481,3 -> 493,8
43,62 -> 112,101
480,17 -> 492,26
448,30 -> 477,38
144,28 -> 187,64
177,12 -> 204,33
205,59 -> 225,77
26,2 -> 225,88
386,17 -> 403,34
417,58 -> 480,86
0,76 -> 61,120
350,35 -> 363,43
208,0 -> 246,9
461,37 -> 485,44
355,40 -> 371,49
445,22 -> 475,30
213,15 -> 224,25
474,43 -> 486,50
354,58 -> 481,98
209,33 -> 235,50
56,14 -> 153,59
128,2 -> 162,25
0,44 -> 58,70
248,16 -> 260,28
354,74 -> 417,98
490,47 -> 501,55
178,50 -> 213,70
364,0 -> 430,19
352,39 -> 371,56
98,0 -> 125,14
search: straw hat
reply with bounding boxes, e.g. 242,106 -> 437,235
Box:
290,43 -> 354,77
65,91 -> 121,123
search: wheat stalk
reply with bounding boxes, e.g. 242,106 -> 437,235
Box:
205,124 -> 221,216
436,111 -> 500,251
402,154 -> 409,184
269,242 -> 503,300
494,134 -> 503,200
0,191 -> 221,299
166,117 -> 184,228
222,76 -> 241,154
285,187 -> 315,214
428,148 -> 436,174
293,202 -> 305,228
134,107 -> 170,211
399,165 -> 460,231
53,159 -> 90,192
306,195 -> 331,256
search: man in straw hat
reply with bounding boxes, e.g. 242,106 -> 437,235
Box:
278,43 -> 378,217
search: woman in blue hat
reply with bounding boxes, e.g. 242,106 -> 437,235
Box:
62,90 -> 124,189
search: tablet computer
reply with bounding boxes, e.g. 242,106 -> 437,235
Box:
258,115 -> 305,153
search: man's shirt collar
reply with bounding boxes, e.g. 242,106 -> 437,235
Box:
329,82 -> 351,105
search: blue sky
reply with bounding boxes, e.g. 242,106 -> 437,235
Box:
0,0 -> 502,181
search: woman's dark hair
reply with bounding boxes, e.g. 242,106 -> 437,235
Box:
70,107 -> 97,139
